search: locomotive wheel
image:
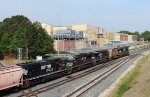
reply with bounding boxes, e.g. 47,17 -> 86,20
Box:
68,70 -> 72,74
31,80 -> 37,86
41,77 -> 46,83
12,86 -> 20,92
23,79 -> 30,88
67,66 -> 73,74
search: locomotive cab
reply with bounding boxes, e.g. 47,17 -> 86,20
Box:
66,56 -> 74,67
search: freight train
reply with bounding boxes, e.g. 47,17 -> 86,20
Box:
0,46 -> 129,91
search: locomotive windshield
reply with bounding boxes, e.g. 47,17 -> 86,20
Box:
67,55 -> 74,61
66,55 -> 74,67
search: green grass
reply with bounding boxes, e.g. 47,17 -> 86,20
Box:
115,56 -> 148,97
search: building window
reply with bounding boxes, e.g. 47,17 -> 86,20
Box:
91,41 -> 97,45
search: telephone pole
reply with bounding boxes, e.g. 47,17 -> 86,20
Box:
57,13 -> 60,56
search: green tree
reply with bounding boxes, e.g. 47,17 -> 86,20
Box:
133,31 -> 141,40
118,30 -> 141,40
118,30 -> 133,35
0,15 -> 54,59
141,31 -> 150,41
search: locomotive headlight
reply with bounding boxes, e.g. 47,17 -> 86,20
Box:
91,57 -> 95,59
67,63 -> 73,67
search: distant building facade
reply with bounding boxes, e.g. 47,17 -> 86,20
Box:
97,32 -> 137,47
42,23 -> 137,51
53,30 -> 83,39
71,24 -> 104,48
53,29 -> 84,51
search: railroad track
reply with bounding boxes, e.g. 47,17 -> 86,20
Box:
18,47 -> 150,97
65,54 -> 135,97
0,62 -> 4,67
18,57 -> 128,97
0,63 -> 3,67
65,48 -> 150,97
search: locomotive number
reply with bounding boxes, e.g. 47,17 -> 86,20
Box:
47,64 -> 51,68
41,64 -> 52,70
41,65 -> 46,70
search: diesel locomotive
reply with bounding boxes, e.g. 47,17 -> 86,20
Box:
0,46 -> 129,91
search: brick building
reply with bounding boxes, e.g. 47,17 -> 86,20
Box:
42,23 -> 137,50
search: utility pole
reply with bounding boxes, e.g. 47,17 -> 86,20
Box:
25,36 -> 29,62
18,48 -> 22,63
57,14 -> 60,56
69,37 -> 71,51
26,47 -> 28,62
74,31 -> 76,50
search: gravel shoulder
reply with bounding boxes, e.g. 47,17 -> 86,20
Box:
105,50 -> 150,97
99,50 -> 150,97
122,54 -> 150,97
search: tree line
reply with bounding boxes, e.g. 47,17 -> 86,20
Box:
118,31 -> 150,41
0,15 -> 55,59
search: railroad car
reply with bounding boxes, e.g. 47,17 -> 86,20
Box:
109,46 -> 129,60
110,48 -> 119,59
0,66 -> 23,90
65,52 -> 94,73
65,49 -> 109,73
95,49 -> 109,63
118,46 -> 129,56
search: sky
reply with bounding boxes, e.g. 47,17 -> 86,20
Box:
0,0 -> 150,32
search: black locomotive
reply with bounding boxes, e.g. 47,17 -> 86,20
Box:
17,46 -> 130,88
